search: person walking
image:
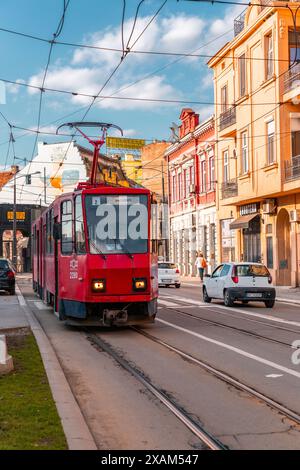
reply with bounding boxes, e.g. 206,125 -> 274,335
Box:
195,251 -> 207,282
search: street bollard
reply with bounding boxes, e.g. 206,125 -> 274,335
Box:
0,335 -> 14,375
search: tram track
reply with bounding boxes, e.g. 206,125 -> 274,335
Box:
86,332 -> 227,451
159,300 -> 300,348
130,326 -> 300,428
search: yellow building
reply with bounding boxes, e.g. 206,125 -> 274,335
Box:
208,1 -> 300,286
120,154 -> 143,184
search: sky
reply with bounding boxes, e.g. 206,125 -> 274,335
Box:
0,0 -> 245,168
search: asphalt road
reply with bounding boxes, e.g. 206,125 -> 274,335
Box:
14,278 -> 300,449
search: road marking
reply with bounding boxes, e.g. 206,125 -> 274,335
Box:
158,299 -> 181,308
265,374 -> 283,378
15,285 -> 26,306
159,294 -> 300,328
34,301 -> 52,311
157,318 -> 300,379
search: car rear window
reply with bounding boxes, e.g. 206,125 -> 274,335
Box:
236,264 -> 270,277
158,263 -> 177,269
0,260 -> 9,270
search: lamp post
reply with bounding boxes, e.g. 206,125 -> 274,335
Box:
12,171 -> 41,269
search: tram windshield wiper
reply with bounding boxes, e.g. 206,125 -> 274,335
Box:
88,238 -> 107,260
116,239 -> 134,259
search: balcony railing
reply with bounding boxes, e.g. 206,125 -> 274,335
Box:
284,155 -> 300,181
283,62 -> 300,94
234,8 -> 247,37
221,178 -> 238,199
219,107 -> 236,131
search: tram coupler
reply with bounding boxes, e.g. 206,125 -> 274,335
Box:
103,309 -> 128,326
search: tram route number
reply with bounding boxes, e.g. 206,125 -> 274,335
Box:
100,454 -> 199,467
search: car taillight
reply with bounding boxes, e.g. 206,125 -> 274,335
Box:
7,271 -> 14,279
231,266 -> 239,284
175,269 -> 180,274
268,275 -> 272,284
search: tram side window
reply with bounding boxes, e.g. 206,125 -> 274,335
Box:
46,210 -> 54,254
75,196 -> 86,254
61,200 -> 73,255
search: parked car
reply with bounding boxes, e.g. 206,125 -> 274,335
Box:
0,258 -> 16,295
158,261 -> 181,288
203,262 -> 276,308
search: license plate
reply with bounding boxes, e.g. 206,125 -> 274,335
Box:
246,293 -> 262,298
162,279 -> 172,283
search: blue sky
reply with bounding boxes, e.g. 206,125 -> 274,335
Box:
0,0 -> 244,167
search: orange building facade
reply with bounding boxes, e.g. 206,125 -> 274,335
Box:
208,1 -> 300,286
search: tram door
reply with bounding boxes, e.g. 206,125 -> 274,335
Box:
37,229 -> 40,290
54,217 -> 59,312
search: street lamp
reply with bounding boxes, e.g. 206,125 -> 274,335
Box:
12,170 -> 41,269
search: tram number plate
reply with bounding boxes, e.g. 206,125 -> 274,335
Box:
246,293 -> 262,298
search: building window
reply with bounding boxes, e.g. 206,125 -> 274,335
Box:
221,84 -> 228,113
267,120 -> 275,164
209,156 -> 215,190
223,150 -> 229,182
288,30 -> 300,64
172,175 -> 176,202
241,131 -> 248,174
200,160 -> 206,193
75,195 -> 86,254
178,172 -> 183,200
61,200 -> 73,255
183,169 -> 187,198
190,165 -> 195,186
239,53 -> 246,97
266,236 -> 273,269
185,168 -> 190,196
265,33 -> 274,80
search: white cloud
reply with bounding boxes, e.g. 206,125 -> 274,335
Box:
209,5 -> 245,37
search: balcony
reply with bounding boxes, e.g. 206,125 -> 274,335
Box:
234,8 -> 247,37
283,62 -> 300,95
284,155 -> 300,182
219,107 -> 236,132
221,178 -> 238,199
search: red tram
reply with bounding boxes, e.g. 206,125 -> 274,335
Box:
32,122 -> 158,326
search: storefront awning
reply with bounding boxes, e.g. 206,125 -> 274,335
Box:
230,213 -> 259,230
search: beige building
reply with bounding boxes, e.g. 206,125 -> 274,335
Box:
208,1 -> 300,286
140,141 -> 170,198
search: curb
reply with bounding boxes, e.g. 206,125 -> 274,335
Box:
276,297 -> 300,306
15,284 -> 98,450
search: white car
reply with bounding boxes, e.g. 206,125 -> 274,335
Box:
203,262 -> 276,308
158,262 -> 181,288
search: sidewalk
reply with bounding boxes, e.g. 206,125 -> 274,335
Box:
180,277 -> 300,305
0,275 -> 97,450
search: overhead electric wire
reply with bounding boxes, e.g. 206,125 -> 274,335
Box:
20,0 -> 71,199
35,0 -> 169,203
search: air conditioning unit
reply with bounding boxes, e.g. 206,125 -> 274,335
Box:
289,210 -> 300,223
262,198 -> 276,214
189,184 -> 196,194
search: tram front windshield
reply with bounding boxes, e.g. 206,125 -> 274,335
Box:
85,194 -> 148,255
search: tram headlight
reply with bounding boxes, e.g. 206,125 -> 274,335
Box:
133,278 -> 147,291
92,279 -> 106,292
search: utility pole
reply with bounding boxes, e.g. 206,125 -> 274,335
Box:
12,172 -> 17,268
44,167 -> 47,205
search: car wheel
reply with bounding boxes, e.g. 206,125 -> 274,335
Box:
203,287 -> 211,303
175,284 -> 180,289
264,299 -> 275,308
224,290 -> 234,307
9,288 -> 15,296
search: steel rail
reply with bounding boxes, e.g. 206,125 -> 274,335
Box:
87,333 -> 226,451
158,304 -> 296,348
131,327 -> 300,427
